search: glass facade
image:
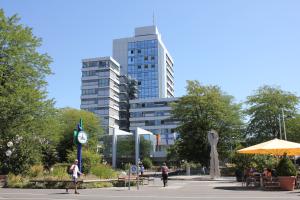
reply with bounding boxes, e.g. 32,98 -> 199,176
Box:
127,40 -> 158,98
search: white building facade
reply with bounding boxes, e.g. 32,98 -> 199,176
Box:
113,26 -> 174,99
80,57 -> 120,135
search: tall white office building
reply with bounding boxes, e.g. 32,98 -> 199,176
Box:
80,57 -> 120,135
113,26 -> 174,99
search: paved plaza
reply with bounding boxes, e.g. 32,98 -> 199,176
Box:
1,178 -> 300,200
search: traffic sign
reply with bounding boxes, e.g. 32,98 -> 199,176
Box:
131,165 -> 137,173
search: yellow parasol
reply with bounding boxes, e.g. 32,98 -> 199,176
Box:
237,138 -> 300,156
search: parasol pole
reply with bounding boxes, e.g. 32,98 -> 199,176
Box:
282,108 -> 287,140
278,114 -> 282,140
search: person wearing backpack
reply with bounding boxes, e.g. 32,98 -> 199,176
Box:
161,162 -> 169,187
68,159 -> 84,194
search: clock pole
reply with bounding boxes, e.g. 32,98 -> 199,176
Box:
77,118 -> 83,172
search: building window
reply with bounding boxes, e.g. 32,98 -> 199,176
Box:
144,56 -> 148,61
144,64 -> 148,69
137,49 -> 141,53
138,65 -> 141,69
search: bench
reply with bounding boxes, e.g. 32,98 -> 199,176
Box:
140,176 -> 155,185
117,175 -> 155,186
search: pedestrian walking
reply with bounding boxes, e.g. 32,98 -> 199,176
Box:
69,159 -> 84,194
161,162 -> 169,187
140,164 -> 145,176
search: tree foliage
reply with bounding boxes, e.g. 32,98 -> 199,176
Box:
245,85 -> 299,144
56,108 -> 103,162
0,9 -> 55,174
285,114 -> 300,143
171,80 -> 243,166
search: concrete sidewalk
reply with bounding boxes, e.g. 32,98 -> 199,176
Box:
168,175 -> 236,181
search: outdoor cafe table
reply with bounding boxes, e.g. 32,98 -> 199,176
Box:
246,173 -> 263,188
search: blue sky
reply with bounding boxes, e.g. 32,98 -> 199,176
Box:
2,0 -> 300,108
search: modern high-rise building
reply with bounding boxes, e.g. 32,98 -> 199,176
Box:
113,25 -> 174,99
80,57 -> 120,135
81,26 -> 178,161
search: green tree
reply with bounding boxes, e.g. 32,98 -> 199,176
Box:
0,10 -> 55,174
171,80 -> 243,166
286,114 -> 300,143
56,108 -> 103,162
245,85 -> 299,144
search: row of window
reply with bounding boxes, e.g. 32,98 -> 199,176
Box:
130,119 -> 176,127
128,40 -> 158,49
128,56 -> 157,65
138,88 -> 158,98
128,48 -> 158,56
130,72 -> 158,79
82,88 -> 119,97
131,101 -> 172,109
82,70 -> 119,81
81,97 -> 119,105
128,64 -> 157,71
82,70 -> 109,77
82,79 -> 111,87
137,81 -> 159,88
130,111 -> 171,118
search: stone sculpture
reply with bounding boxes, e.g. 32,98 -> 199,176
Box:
208,130 -> 220,179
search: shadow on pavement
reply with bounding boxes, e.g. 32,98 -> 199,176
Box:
214,186 -> 262,191
49,192 -> 70,195
214,186 -> 287,192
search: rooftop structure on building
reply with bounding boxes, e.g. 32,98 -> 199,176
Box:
113,25 -> 174,99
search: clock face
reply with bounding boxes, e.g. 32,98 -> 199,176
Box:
77,131 -> 88,144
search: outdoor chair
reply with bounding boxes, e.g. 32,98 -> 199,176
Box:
245,174 -> 260,187
296,175 -> 300,189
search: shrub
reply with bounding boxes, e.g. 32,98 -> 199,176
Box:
41,143 -> 58,171
6,173 -> 29,188
83,182 -> 113,188
50,164 -> 70,180
90,164 -> 117,179
28,164 -> 44,178
123,163 -> 131,171
231,152 -> 253,171
67,149 -> 101,174
276,154 -> 297,176
142,157 -> 153,169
